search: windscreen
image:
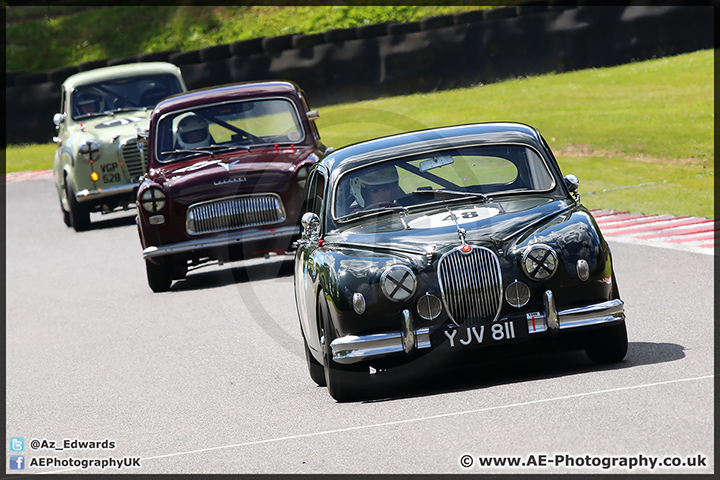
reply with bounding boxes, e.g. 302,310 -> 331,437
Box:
71,74 -> 183,120
334,145 -> 556,220
154,98 -> 305,163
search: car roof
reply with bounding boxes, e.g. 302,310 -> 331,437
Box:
322,122 -> 546,183
62,62 -> 184,90
152,80 -> 303,117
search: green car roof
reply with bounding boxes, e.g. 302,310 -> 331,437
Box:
62,62 -> 184,91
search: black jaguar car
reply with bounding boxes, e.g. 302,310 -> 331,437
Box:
294,122 -> 627,401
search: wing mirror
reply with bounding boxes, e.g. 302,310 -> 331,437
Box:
53,113 -> 65,127
564,174 -> 579,193
306,110 -> 319,121
301,212 -> 321,241
564,174 -> 580,200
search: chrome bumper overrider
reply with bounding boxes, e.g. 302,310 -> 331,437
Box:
143,225 -> 299,260
527,291 -> 625,335
330,291 -> 624,364
331,310 -> 431,364
76,183 -> 138,201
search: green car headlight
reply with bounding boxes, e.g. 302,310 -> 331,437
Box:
78,141 -> 101,161
140,187 -> 166,213
380,265 -> 416,302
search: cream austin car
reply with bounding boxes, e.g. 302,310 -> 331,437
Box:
53,62 -> 186,231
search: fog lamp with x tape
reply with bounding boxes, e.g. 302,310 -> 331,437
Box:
380,265 -> 417,302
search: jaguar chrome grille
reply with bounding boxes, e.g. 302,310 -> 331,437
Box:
120,140 -> 145,181
437,245 -> 503,326
186,194 -> 285,235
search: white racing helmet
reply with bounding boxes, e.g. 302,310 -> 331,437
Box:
174,113 -> 210,149
349,164 -> 399,208
76,91 -> 103,114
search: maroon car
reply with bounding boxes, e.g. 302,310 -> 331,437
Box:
137,81 -> 328,292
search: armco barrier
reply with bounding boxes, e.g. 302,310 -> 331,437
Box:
5,4 -> 713,146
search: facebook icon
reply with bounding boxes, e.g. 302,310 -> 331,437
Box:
10,455 -> 25,470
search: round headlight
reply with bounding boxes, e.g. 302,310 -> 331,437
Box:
140,187 -> 166,213
380,265 -> 416,302
417,293 -> 442,320
505,280 -> 531,308
522,244 -> 558,281
78,141 -> 101,161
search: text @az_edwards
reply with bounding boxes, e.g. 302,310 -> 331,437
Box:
29,438 -> 115,451
459,453 -> 709,471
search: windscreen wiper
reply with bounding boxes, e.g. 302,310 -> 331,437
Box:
160,148 -> 215,157
111,107 -> 147,114
412,188 -> 490,203
75,111 -> 111,120
339,205 -> 409,222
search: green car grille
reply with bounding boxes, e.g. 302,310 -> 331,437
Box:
120,140 -> 145,182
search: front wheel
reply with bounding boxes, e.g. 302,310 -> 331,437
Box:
584,321 -> 628,364
304,335 -> 326,387
146,260 -> 173,293
319,294 -> 371,402
66,180 -> 90,231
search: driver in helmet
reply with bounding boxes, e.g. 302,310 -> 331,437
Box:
349,164 -> 401,210
76,92 -> 103,115
174,114 -> 210,149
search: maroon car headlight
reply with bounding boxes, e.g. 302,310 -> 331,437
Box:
140,187 -> 166,213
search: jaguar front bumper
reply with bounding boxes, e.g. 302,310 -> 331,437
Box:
330,291 -> 625,364
331,310 -> 431,364
527,292 -> 625,335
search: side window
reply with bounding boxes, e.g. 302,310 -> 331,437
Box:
299,93 -> 321,142
301,166 -> 326,218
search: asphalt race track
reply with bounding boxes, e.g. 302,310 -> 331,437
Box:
5,178 -> 714,474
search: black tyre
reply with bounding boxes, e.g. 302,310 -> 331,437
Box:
61,204 -> 71,227
584,321 -> 628,364
171,262 -> 188,280
318,294 -> 371,402
66,180 -> 90,231
145,260 -> 173,293
304,335 -> 326,387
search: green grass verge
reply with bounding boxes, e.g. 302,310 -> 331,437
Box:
5,143 -> 56,174
6,5 -> 492,73
6,50 -> 713,219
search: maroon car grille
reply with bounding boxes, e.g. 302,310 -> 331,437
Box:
437,246 -> 503,327
186,194 -> 286,235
